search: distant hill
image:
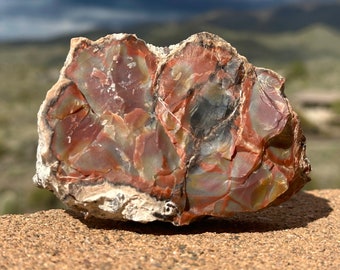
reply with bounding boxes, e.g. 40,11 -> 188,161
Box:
188,3 -> 340,33
63,2 -> 340,48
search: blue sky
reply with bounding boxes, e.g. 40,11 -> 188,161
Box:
0,0 -> 337,41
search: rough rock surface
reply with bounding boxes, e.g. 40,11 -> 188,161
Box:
34,32 -> 311,225
0,190 -> 339,269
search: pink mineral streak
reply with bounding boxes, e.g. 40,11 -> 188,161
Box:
34,32 -> 311,225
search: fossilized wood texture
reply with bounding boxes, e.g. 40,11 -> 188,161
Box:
34,32 -> 311,225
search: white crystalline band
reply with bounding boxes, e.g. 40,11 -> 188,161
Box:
63,182 -> 177,223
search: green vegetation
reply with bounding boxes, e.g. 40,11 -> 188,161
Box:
285,61 -> 308,81
0,22 -> 340,214
0,42 -> 69,214
27,188 -> 65,213
331,100 -> 340,115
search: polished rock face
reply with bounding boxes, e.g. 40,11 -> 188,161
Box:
34,32 -> 311,225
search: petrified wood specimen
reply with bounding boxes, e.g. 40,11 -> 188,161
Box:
34,32 -> 311,225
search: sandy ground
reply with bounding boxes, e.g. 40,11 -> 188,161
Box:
0,189 -> 339,270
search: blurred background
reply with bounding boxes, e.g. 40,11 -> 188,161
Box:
1,0 -> 340,214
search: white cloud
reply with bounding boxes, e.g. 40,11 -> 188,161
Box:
0,1 -> 182,41
0,15 -> 94,40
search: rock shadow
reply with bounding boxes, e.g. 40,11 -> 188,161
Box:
68,191 -> 332,235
